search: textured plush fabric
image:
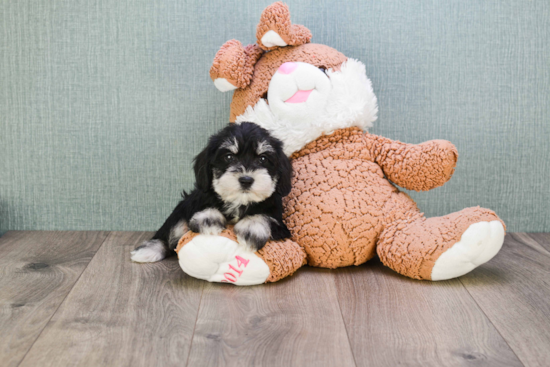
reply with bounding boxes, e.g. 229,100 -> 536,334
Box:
228,44 -> 347,122
1,0 -> 549,233
210,41 -> 263,89
257,240 -> 307,283
256,2 -> 312,50
283,127 -> 503,278
378,206 -> 504,279
176,225 -> 306,283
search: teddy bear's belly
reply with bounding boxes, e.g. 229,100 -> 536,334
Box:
283,156 -> 396,268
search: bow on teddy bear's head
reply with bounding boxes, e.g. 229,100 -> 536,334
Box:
209,2 -> 378,156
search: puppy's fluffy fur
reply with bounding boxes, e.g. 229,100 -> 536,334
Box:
131,122 -> 292,263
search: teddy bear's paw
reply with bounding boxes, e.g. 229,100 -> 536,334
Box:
177,234 -> 270,286
431,221 -> 505,280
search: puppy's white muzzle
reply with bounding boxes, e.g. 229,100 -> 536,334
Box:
213,168 -> 276,208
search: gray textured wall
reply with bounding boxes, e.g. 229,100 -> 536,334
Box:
1,0 -> 549,233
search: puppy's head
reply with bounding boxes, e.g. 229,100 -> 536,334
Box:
193,122 -> 292,206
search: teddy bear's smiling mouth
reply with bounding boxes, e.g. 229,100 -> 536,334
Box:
285,89 -> 313,103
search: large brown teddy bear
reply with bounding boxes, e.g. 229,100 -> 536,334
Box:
175,2 -> 505,285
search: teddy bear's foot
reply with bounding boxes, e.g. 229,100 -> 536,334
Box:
176,227 -> 308,284
378,205 -> 506,280
431,221 -> 505,280
177,234 -> 271,286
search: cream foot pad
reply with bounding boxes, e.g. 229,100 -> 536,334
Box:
431,221 -> 505,281
177,233 -> 270,286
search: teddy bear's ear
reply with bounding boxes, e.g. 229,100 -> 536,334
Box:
256,2 -> 312,51
210,40 -> 264,92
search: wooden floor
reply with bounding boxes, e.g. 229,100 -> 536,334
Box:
0,232 -> 549,367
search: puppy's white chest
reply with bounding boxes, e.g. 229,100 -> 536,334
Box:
224,205 -> 245,224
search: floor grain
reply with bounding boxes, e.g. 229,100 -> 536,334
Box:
526,232 -> 550,252
334,258 -> 523,367
19,232 -> 204,367
0,231 -> 108,367
186,267 -> 356,367
460,233 -> 550,367
2,232 -> 549,366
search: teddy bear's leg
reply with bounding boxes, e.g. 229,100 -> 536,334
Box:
177,234 -> 270,286
377,193 -> 505,280
256,239 -> 307,282
176,229 -> 307,285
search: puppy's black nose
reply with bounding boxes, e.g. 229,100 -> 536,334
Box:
238,176 -> 254,189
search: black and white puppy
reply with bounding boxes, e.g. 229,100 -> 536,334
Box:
131,122 -> 292,263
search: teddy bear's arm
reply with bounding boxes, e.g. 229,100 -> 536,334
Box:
364,134 -> 458,191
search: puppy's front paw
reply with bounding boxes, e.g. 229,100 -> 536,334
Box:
234,215 -> 271,251
189,208 -> 226,236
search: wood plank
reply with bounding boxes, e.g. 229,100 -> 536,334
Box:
19,231 -> 204,367
335,257 -> 523,367
0,231 -> 108,367
460,233 -> 550,367
186,267 -> 356,367
526,233 -> 550,253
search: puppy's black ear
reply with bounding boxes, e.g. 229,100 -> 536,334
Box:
193,147 -> 212,192
275,149 -> 292,197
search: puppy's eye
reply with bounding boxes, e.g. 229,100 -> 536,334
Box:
258,155 -> 267,164
224,154 -> 235,162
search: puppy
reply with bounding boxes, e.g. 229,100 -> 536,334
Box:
131,122 -> 292,263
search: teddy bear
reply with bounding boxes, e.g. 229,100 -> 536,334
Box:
175,2 -> 505,285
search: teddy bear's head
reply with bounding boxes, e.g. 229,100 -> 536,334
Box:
210,2 -> 378,155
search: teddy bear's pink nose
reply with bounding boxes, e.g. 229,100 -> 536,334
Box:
278,62 -> 298,75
